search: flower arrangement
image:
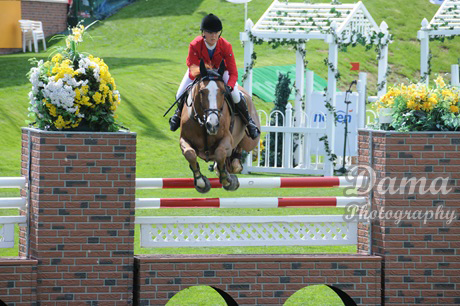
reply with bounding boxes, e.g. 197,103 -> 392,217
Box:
376,76 -> 460,131
27,24 -> 121,131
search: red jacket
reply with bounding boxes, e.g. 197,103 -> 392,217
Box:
186,36 -> 238,89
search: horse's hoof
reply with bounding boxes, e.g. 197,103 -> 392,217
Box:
194,175 -> 211,193
223,174 -> 240,191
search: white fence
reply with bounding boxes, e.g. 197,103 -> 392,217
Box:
137,215 -> 358,248
0,177 -> 27,248
452,64 -> 459,87
135,178 -> 366,249
244,100 -> 377,176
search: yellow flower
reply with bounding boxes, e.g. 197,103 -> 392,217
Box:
93,92 -> 103,104
75,88 -> 81,100
421,101 -> 433,111
407,100 -> 416,109
54,115 -> 67,129
52,53 -> 63,63
81,85 -> 89,95
427,97 -> 437,105
450,105 -> 459,113
442,89 -> 454,100
435,76 -> 446,88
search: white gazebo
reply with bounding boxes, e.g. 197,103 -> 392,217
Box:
418,0 -> 460,84
240,0 -> 391,175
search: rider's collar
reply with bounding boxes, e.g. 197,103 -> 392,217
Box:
204,40 -> 217,50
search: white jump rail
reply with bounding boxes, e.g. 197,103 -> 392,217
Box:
135,196 -> 367,209
135,175 -> 368,248
0,177 -> 26,189
0,177 -> 27,249
136,176 -> 368,189
136,215 -> 358,248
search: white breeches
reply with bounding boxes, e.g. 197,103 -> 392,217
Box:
176,69 -> 242,103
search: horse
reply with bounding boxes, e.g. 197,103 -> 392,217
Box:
179,59 -> 261,193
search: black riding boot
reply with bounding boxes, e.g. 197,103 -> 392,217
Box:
235,94 -> 260,140
169,98 -> 185,131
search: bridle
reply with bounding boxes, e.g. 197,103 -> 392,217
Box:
187,72 -> 230,127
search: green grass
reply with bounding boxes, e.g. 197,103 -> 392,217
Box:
0,0 -> 456,177
165,284 -> 344,305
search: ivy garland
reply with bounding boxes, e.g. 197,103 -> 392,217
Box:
421,28 -> 458,82
377,65 -> 392,92
421,49 -> 432,83
319,135 -> 337,168
323,58 -> 341,80
240,0 -> 392,169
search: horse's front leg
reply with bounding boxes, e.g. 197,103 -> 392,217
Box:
215,136 -> 240,191
180,137 -> 211,193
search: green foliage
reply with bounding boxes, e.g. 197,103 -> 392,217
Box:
261,72 -> 292,167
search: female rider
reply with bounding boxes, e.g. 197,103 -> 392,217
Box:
169,13 -> 260,140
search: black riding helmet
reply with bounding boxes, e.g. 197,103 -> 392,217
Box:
201,14 -> 223,32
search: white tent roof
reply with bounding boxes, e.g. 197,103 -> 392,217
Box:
251,0 -> 381,41
429,0 -> 460,30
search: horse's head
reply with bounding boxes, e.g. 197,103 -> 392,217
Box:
192,59 -> 228,135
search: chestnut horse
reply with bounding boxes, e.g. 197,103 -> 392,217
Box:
179,60 -> 260,193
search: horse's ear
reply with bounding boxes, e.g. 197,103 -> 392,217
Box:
218,60 -> 226,76
199,59 -> 208,77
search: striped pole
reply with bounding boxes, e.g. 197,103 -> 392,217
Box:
0,177 -> 26,189
136,196 -> 366,209
136,176 -> 367,189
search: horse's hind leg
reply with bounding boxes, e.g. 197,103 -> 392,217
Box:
180,137 -> 211,193
215,137 -> 239,191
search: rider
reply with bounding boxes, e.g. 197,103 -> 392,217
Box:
169,13 -> 260,140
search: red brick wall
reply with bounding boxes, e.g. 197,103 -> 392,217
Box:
135,254 -> 382,305
19,128 -> 136,304
358,130 -> 460,305
0,259 -> 37,305
22,0 -> 68,38
2,128 -> 458,305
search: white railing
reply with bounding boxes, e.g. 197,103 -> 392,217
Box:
244,104 -> 377,176
137,215 -> 358,248
135,179 -> 366,249
0,177 -> 27,248
452,64 -> 459,87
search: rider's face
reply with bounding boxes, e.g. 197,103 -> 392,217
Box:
203,30 -> 220,46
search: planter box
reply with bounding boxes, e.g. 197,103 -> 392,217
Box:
358,129 -> 460,305
20,128 -> 136,304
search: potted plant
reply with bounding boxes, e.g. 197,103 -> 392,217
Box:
27,23 -> 121,132
375,76 -> 460,131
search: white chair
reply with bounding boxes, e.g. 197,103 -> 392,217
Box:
31,21 -> 46,53
18,20 -> 34,52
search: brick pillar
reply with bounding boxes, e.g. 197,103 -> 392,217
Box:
20,128 -> 136,304
358,130 -> 460,305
